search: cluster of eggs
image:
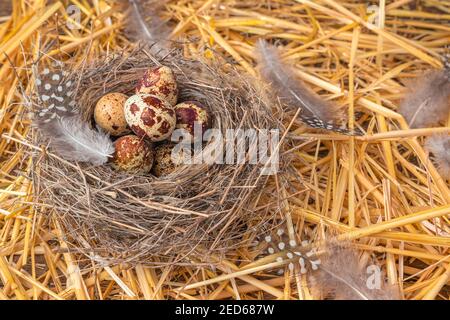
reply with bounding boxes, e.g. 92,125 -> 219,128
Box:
94,66 -> 210,176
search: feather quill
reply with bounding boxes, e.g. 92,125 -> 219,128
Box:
35,115 -> 114,166
255,39 -> 355,135
309,243 -> 400,300
125,0 -> 171,57
398,61 -> 450,128
425,134 -> 450,179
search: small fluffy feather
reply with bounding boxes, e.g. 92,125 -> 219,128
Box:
398,69 -> 450,128
255,39 -> 352,134
125,0 -> 171,57
36,115 -> 115,166
425,134 -> 450,179
309,243 -> 400,300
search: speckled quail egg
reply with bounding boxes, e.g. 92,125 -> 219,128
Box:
124,94 -> 176,142
94,92 -> 130,136
111,135 -> 153,174
136,66 -> 178,106
174,101 -> 210,140
152,143 -> 190,177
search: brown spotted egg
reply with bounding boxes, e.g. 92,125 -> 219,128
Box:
111,135 -> 153,173
174,101 -> 210,140
136,66 -> 178,106
124,94 -> 176,142
94,93 -> 130,136
152,143 -> 181,177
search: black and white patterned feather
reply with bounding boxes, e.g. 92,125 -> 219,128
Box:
255,40 -> 360,135
34,65 -> 77,122
33,63 -> 114,165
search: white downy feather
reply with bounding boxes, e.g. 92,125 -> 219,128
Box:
36,115 -> 115,166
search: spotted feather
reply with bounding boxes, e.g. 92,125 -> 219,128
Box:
34,64 -> 77,123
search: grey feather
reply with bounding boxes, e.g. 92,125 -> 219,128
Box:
35,115 -> 115,166
309,243 -> 401,300
425,134 -> 450,179
255,39 -> 357,135
126,0 -> 171,57
398,62 -> 450,128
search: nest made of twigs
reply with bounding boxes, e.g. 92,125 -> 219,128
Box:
33,46 -> 286,266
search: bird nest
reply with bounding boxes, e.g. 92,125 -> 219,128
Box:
31,47 -> 286,266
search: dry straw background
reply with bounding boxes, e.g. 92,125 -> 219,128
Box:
0,0 -> 450,300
